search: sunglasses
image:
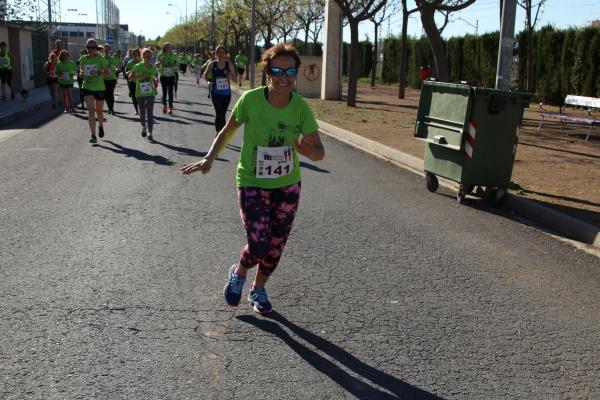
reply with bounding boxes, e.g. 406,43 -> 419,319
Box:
269,67 -> 298,78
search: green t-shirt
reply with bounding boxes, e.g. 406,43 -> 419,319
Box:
235,54 -> 248,69
104,55 -> 119,80
232,86 -> 319,189
126,59 -> 141,73
80,54 -> 108,91
191,57 -> 202,67
0,52 -> 11,70
132,62 -> 158,97
56,60 -> 76,85
158,52 -> 178,77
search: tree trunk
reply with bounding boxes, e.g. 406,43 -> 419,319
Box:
371,23 -> 379,87
347,21 -> 360,107
419,3 -> 449,81
303,29 -> 309,55
398,9 -> 409,99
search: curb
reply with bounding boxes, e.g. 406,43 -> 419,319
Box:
316,119 -> 600,249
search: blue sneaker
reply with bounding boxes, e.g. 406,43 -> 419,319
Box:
248,286 -> 272,315
223,264 -> 246,307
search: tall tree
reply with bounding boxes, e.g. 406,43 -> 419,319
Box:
369,1 -> 397,87
517,0 -> 547,92
398,0 -> 420,98
295,0 -> 325,55
274,1 -> 301,44
415,0 -> 476,82
334,0 -> 388,107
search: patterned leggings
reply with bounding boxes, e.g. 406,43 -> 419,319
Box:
238,183 -> 301,277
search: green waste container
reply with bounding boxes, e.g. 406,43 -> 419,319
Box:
414,81 -> 532,204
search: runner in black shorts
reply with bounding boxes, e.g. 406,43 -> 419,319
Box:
79,38 -> 109,143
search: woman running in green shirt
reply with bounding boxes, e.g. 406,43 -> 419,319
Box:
125,48 -> 142,115
56,50 -> 76,113
0,42 -> 14,101
79,38 -> 110,143
129,48 -> 159,141
157,43 -> 178,114
181,44 -> 325,315
103,44 -> 119,114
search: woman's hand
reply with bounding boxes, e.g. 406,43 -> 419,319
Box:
181,158 -> 213,175
295,132 -> 325,161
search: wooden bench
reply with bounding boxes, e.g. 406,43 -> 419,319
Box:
537,95 -> 600,141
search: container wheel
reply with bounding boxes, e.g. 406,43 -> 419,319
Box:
485,187 -> 507,206
426,172 -> 439,192
457,185 -> 468,204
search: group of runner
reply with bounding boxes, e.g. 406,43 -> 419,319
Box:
5,37 -> 323,315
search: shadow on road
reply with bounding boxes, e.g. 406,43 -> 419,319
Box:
93,140 -> 175,165
151,139 -> 228,162
237,312 -> 444,400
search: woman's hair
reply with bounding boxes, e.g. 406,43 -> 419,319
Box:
80,49 -> 88,56
59,50 -> 69,61
162,43 -> 171,52
0,42 -> 6,47
214,45 -> 227,54
142,48 -> 153,57
132,48 -> 141,57
262,43 -> 301,72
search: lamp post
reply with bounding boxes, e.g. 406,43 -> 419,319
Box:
166,11 -> 178,25
456,17 -> 478,35
168,3 -> 183,24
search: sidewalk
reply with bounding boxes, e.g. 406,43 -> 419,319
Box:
0,86 -> 60,126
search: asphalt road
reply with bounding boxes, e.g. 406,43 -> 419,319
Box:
1,75 -> 599,400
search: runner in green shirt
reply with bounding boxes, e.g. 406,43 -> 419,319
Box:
79,38 -> 110,143
191,53 -> 203,87
157,43 -> 178,114
125,49 -> 142,114
234,50 -> 249,87
201,51 -> 216,98
129,48 -> 159,140
181,43 -> 325,315
56,50 -> 77,113
103,44 -> 119,114
0,41 -> 14,101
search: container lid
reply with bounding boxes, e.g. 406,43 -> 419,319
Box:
472,86 -> 533,102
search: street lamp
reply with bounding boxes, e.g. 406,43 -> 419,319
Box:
456,17 -> 478,36
166,11 -> 178,25
168,3 -> 183,24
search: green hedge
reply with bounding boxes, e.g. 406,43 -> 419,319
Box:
380,26 -> 600,105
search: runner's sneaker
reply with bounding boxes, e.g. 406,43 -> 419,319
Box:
89,134 -> 97,143
163,104 -> 167,114
98,126 -> 105,138
248,286 -> 272,315
147,133 -> 154,141
223,264 -> 245,308
168,107 -> 173,115
141,127 -> 147,137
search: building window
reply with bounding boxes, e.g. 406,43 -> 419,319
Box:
69,31 -> 78,37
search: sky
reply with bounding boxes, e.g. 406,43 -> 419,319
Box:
56,0 -> 600,42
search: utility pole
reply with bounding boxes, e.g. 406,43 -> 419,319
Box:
495,0 -> 516,90
249,0 -> 256,88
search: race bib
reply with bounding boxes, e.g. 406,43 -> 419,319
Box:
163,67 -> 172,76
215,77 -> 230,91
60,72 -> 70,80
139,81 -> 153,94
256,146 -> 294,179
84,64 -> 98,76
